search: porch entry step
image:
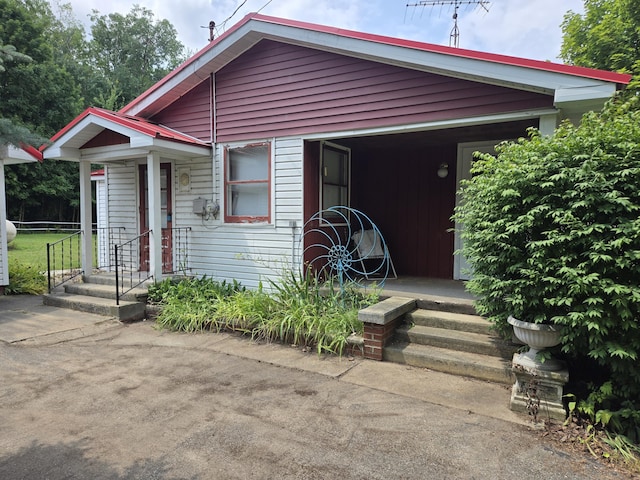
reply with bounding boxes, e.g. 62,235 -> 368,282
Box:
43,292 -> 146,322
64,282 -> 148,303
414,297 -> 477,316
394,323 -> 516,359
83,273 -> 154,290
406,309 -> 491,335
380,305 -> 519,384
383,341 -> 514,385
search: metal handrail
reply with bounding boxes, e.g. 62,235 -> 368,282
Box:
115,230 -> 152,305
47,231 -> 83,292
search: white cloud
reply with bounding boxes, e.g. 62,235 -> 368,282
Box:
52,0 -> 585,61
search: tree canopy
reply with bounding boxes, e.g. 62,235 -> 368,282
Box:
561,0 -> 640,90
88,5 -> 187,110
0,0 -> 186,222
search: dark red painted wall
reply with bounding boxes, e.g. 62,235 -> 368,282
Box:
82,130 -> 128,149
215,40 -> 553,142
303,140 -> 456,278
151,78 -> 212,142
350,145 -> 457,278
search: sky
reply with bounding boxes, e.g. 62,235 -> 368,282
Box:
53,0 -> 586,63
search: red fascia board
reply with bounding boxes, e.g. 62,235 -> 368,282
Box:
121,12 -> 631,115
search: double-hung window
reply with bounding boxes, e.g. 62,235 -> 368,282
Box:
224,142 -> 271,223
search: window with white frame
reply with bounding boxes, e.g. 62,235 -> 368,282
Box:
224,143 -> 271,223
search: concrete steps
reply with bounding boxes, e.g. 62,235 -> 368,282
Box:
383,305 -> 518,385
43,274 -> 148,322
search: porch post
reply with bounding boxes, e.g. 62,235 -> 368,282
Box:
539,113 -> 558,136
0,161 -> 8,286
147,152 -> 163,281
79,161 -> 93,276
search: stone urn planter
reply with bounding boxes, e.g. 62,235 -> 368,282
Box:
507,315 -> 568,421
508,315 -> 563,371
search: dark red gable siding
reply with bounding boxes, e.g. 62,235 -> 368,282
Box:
82,130 -> 129,148
215,40 -> 553,142
151,78 -> 212,142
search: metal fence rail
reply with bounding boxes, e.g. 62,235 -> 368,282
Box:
15,221 -> 96,232
171,227 -> 192,275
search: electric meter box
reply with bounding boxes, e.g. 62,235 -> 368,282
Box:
193,197 -> 207,215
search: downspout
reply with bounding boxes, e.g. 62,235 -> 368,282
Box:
211,73 -> 217,211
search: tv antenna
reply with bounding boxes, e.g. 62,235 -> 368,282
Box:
406,0 -> 490,48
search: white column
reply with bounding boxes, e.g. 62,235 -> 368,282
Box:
539,113 -> 558,137
0,161 -> 8,286
79,161 -> 93,276
147,152 -> 163,281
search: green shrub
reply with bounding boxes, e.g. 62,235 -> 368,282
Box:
5,261 -> 47,294
454,98 -> 640,428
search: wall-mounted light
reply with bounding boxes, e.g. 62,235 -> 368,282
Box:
437,163 -> 449,178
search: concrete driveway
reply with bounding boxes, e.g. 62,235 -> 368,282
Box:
0,295 -> 624,479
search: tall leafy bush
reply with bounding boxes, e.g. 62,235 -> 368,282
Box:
455,98 -> 640,409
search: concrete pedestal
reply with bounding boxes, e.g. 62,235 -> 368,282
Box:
510,353 -> 569,422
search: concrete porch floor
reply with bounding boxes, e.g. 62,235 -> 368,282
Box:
374,276 -> 475,301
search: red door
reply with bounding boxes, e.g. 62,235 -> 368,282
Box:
139,163 -> 173,273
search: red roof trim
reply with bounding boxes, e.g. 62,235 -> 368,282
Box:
120,13 -> 631,114
20,144 -> 43,162
249,14 -> 632,84
45,107 -> 209,150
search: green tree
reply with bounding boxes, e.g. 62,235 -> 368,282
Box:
88,5 -> 186,109
561,0 -> 640,90
0,43 -> 32,71
0,0 -> 83,222
47,1 -> 110,110
0,42 -> 45,148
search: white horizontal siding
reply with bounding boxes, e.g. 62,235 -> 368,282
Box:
94,175 -> 110,268
99,138 -> 304,289
106,164 -> 138,242
178,138 -> 304,289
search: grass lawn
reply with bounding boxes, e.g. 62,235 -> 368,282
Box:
8,232 -> 95,271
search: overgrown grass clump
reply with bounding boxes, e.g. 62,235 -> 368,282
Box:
149,271 -> 379,355
5,261 -> 48,294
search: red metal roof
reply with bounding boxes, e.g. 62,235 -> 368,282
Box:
121,13 -> 631,114
248,14 -> 632,84
47,107 -> 209,147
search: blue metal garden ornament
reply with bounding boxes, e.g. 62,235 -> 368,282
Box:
300,206 -> 396,292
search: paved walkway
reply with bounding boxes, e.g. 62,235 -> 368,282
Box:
0,294 -> 625,479
0,294 -> 520,424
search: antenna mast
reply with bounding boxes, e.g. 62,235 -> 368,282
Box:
406,0 -> 490,48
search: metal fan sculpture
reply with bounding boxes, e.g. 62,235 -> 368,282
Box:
300,206 -> 396,290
